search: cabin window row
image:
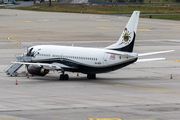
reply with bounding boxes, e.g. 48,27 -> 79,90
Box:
52,55 -> 98,61
38,54 -> 51,57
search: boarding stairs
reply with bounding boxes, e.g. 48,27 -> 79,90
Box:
5,55 -> 32,76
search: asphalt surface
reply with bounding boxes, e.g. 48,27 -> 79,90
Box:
0,9 -> 180,120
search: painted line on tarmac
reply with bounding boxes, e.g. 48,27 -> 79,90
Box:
88,118 -> 122,120
0,35 -> 21,49
98,27 -> 118,30
0,91 -> 180,108
130,67 -> 180,79
130,68 -> 170,77
0,117 -> 20,120
134,119 -> 157,120
160,73 -> 169,76
88,118 -> 156,120
170,60 -> 180,62
55,28 -> 154,33
0,33 -> 39,49
83,80 -> 180,95
22,21 -> 34,22
0,91 -> 150,105
95,19 -> 110,22
54,119 -> 68,120
137,29 -> 153,31
56,29 -> 103,33
97,28 -> 152,31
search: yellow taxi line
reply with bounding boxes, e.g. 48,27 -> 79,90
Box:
0,33 -> 40,49
0,34 -> 21,49
88,118 -> 122,120
0,117 -> 20,120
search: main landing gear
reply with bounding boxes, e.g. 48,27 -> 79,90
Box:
59,71 -> 69,80
87,74 -> 96,79
59,72 -> 96,80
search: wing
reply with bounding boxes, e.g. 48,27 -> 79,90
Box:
12,62 -> 73,70
138,50 -> 175,57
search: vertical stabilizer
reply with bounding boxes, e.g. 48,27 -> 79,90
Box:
105,11 -> 140,52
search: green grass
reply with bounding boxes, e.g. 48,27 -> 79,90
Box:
11,4 -> 180,20
13,4 -> 180,14
141,14 -> 180,21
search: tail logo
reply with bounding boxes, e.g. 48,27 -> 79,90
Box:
122,28 -> 132,44
123,32 -> 130,42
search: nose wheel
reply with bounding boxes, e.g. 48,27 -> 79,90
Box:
59,72 -> 69,80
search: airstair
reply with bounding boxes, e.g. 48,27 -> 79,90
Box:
5,55 -> 32,76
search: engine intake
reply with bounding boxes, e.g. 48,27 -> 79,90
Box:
28,65 -> 49,76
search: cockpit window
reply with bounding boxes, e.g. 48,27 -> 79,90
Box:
27,48 -> 33,56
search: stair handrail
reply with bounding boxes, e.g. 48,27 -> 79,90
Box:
3,58 -> 17,73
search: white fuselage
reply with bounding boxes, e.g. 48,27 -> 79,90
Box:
28,45 -> 138,74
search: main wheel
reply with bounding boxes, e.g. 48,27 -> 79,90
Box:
64,74 -> 69,80
87,74 -> 96,79
59,74 -> 69,80
91,74 -> 96,79
60,74 -> 65,80
87,74 -> 91,79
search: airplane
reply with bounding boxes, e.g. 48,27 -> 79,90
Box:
14,11 -> 174,80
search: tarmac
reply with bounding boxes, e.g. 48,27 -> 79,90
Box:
0,9 -> 180,120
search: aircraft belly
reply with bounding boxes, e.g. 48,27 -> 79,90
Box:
31,57 -> 137,74
66,58 -> 138,74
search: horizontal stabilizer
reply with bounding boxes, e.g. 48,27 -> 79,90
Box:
138,50 -> 175,57
136,58 -> 166,62
105,50 -> 138,57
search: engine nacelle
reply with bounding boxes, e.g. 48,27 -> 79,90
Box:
27,65 -> 49,76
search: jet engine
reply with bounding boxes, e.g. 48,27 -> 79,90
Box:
27,65 -> 49,76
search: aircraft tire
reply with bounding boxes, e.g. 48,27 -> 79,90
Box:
87,74 -> 96,79
64,74 -> 69,80
87,74 -> 91,79
60,74 -> 64,80
92,74 -> 96,79
59,74 -> 69,80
